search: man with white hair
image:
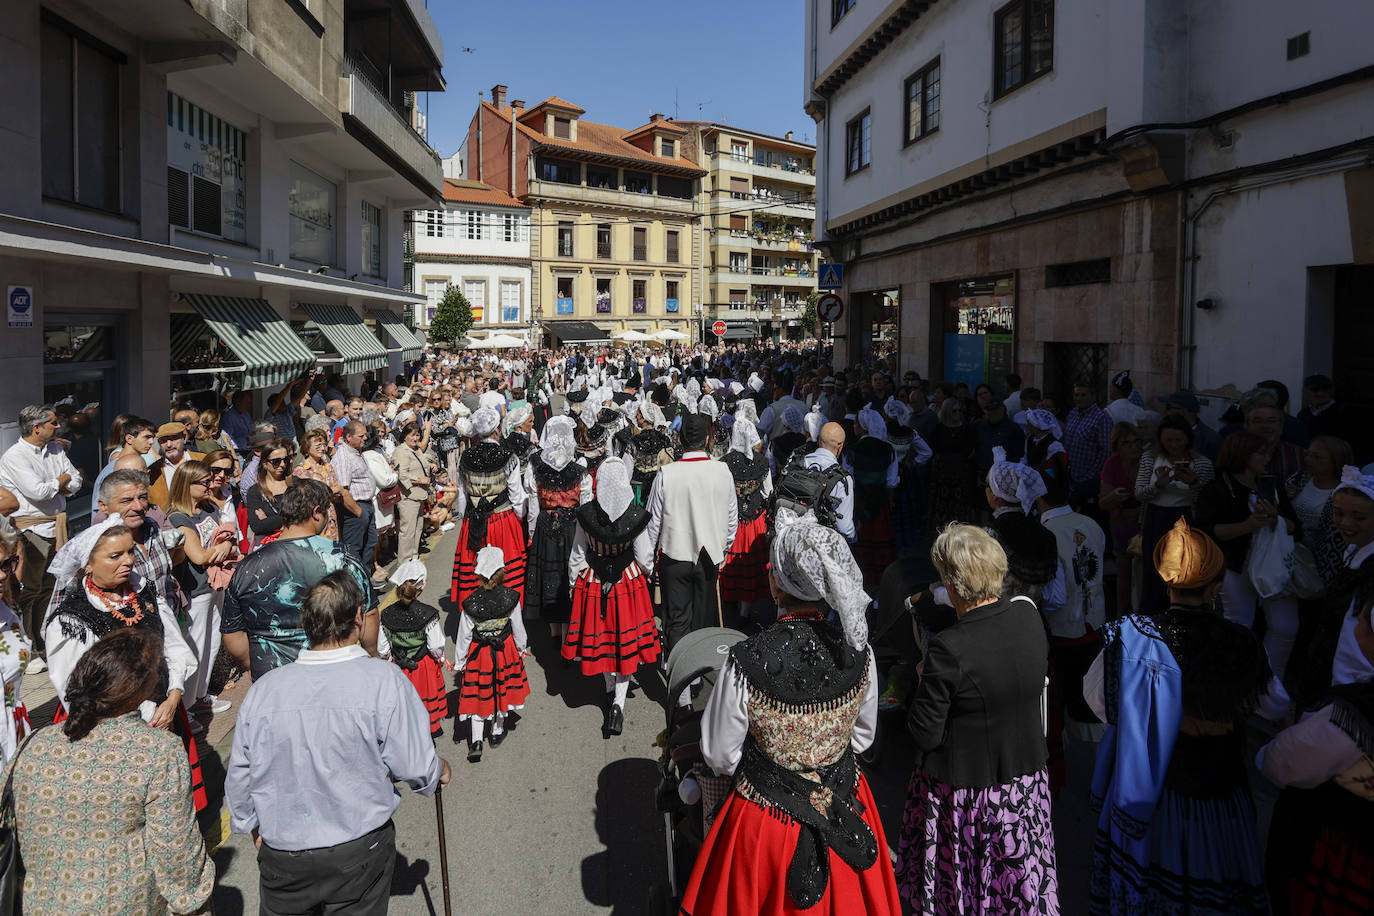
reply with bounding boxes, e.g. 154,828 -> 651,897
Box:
0,404 -> 83,663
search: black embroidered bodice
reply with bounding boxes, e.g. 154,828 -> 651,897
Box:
381,600 -> 439,669
51,582 -> 164,643
462,586 -> 520,643
722,451 -> 770,521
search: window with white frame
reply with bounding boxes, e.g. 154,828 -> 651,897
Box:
466,211 -> 480,241
360,201 -> 382,276
424,278 -> 447,325
503,213 -> 517,243
501,281 -> 521,323
464,279 -> 486,323
425,210 -> 444,237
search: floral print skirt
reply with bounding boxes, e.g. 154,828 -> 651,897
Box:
895,767 -> 1059,914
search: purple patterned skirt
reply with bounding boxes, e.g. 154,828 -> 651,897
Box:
895,767 -> 1060,914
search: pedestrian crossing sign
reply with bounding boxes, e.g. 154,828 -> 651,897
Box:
817,263 -> 843,290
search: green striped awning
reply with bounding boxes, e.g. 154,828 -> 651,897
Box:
367,309 -> 424,361
298,303 -> 389,375
179,294 -> 315,390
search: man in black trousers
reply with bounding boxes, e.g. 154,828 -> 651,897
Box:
645,414 -> 737,664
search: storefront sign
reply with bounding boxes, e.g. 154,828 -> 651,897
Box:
8,286 -> 34,328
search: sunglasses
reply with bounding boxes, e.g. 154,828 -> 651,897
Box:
264,456 -> 289,466
209,466 -> 233,476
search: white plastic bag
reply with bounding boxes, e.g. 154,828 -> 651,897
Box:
1246,522 -> 1294,599
1287,543 -> 1325,599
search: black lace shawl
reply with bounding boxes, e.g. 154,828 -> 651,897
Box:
502,433 -> 535,463
50,581 -> 164,642
730,618 -> 867,709
461,586 -> 520,623
1327,680 -> 1374,758
381,599 -> 439,634
531,453 -> 587,491
1153,607 -> 1271,722
461,440 -> 513,474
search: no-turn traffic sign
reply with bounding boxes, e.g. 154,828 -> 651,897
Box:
712,320 -> 727,337
817,293 -> 844,323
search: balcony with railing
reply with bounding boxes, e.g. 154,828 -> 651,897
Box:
340,53 -> 442,194
706,150 -> 816,185
527,179 -> 696,215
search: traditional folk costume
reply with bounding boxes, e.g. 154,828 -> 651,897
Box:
379,559 -> 446,737
0,598 -> 30,766
1018,409 -> 1072,506
682,514 -> 900,916
1087,519 -> 1272,915
450,407 -> 527,608
719,419 -> 772,605
454,546 -> 530,761
987,447 -> 1064,609
845,408 -> 900,592
42,518 -> 206,811
626,427 -> 677,508
564,460 -> 660,736
525,417 -> 592,635
768,407 -> 807,477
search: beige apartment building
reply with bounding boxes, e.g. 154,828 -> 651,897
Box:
679,124 -> 820,343
460,86 -> 705,347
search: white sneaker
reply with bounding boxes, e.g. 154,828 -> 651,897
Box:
195,696 -> 232,714
25,658 -> 46,674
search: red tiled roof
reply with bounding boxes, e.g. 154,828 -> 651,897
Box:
531,95 -> 585,114
622,119 -> 687,139
441,178 -> 529,208
484,102 -> 705,176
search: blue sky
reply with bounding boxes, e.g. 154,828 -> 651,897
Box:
418,0 -> 814,158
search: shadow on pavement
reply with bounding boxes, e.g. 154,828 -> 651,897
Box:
526,618 -> 614,711
210,845 -> 246,915
391,851 -> 439,916
581,757 -> 665,914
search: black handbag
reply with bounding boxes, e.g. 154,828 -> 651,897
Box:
0,728 -> 40,916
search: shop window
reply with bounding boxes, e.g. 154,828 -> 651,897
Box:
288,160 -> 336,264
166,92 -> 249,241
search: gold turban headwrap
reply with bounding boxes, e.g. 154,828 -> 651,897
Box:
1153,516 -> 1225,590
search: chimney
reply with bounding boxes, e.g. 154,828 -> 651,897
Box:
491,84 -> 507,108
511,99 -> 525,111
650,112 -> 665,123
785,130 -> 794,141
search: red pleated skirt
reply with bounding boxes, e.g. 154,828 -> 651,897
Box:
450,508 -> 527,607
720,512 -> 771,603
563,567 -> 661,676
456,633 -> 530,720
680,774 -> 901,916
53,703 -> 207,813
402,654 -> 447,735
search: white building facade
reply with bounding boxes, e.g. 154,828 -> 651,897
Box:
0,0 -> 443,449
411,179 -> 533,344
804,0 -> 1374,408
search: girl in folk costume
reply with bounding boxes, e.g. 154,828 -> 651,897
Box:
1086,518 -> 1281,915
719,416 -> 773,606
626,426 -> 678,508
0,521 -> 32,766
42,518 -> 207,811
378,558 -> 446,738
1018,408 -> 1071,505
681,512 -> 901,916
454,546 -> 530,762
844,407 -> 901,592
698,395 -> 729,461
564,459 -> 660,736
986,446 -> 1064,608
450,406 -> 527,608
525,417 -> 592,642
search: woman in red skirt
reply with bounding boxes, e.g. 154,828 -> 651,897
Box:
453,546 -> 530,763
719,415 -> 772,606
379,558 -> 446,738
681,511 -> 900,916
564,458 -> 660,737
450,406 -> 528,608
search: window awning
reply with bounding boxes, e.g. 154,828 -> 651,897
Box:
722,326 -> 758,340
542,320 -> 610,345
177,293 -> 315,390
367,309 -> 424,362
298,302 -> 389,375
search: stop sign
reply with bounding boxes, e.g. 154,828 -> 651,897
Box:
711,320 -> 727,337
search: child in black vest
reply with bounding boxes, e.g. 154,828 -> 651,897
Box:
378,558 -> 446,738
453,546 -> 530,762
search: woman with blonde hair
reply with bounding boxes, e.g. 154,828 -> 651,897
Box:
895,524 -> 1058,913
293,428 -> 341,540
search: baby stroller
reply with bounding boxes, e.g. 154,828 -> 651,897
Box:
647,626 -> 747,914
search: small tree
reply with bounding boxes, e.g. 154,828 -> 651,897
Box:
801,290 -> 820,336
428,285 -> 472,344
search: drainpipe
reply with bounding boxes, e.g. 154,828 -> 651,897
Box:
1177,152 -> 1372,389
476,91 -> 483,182
510,108 -> 517,197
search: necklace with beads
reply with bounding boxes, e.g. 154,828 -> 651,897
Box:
86,578 -> 144,626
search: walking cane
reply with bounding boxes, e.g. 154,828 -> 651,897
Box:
435,787 -> 452,916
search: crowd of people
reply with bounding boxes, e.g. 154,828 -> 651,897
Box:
0,338 -> 1369,913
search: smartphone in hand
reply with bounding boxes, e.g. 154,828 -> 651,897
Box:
1256,474 -> 1279,506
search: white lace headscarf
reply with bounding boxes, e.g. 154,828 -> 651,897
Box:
734,398 -> 760,429
474,545 -> 506,581
638,399 -> 668,430
389,557 -> 427,588
48,515 -> 125,585
504,404 -> 533,435
884,396 -> 912,427
673,384 -> 699,415
804,407 -> 825,442
471,407 -> 500,438
1337,465 -> 1374,503
729,381 -> 745,397
698,395 -> 720,421
748,373 -> 765,393
858,407 -> 888,441
988,446 -> 1047,514
730,416 -> 761,456
782,407 -> 806,435
579,399 -> 601,431
595,455 -> 634,520
770,510 -> 871,650
1016,408 -> 1062,441
540,416 -> 577,471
